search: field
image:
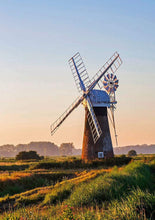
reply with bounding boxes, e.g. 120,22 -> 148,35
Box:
0,155 -> 154,220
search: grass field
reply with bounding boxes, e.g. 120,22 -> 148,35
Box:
0,155 -> 154,219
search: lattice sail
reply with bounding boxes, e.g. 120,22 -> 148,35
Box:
86,97 -> 102,143
50,51 -> 122,144
89,52 -> 122,90
50,96 -> 83,135
68,52 -> 91,93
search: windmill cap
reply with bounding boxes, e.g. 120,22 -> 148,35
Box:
89,89 -> 110,107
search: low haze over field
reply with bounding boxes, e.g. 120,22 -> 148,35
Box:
0,1 -> 154,148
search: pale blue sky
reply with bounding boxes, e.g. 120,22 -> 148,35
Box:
0,0 -> 154,147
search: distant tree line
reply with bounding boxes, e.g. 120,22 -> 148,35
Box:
0,142 -> 155,159
0,142 -> 82,158
59,143 -> 74,156
15,143 -> 77,160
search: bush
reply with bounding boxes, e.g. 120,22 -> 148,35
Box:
16,151 -> 41,160
128,150 -> 137,157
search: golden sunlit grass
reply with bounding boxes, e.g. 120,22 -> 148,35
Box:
0,171 -> 32,181
0,167 -> 111,211
0,162 -> 25,166
0,155 -> 154,219
64,168 -> 111,185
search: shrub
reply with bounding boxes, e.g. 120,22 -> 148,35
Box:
16,151 -> 41,160
128,150 -> 137,157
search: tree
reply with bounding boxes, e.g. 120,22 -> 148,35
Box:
59,143 -> 75,156
128,150 -> 137,157
16,151 -> 41,160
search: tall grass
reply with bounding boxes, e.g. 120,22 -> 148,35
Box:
0,164 -> 29,171
66,162 -> 153,207
0,172 -> 76,197
107,188 -> 155,220
0,158 -> 154,220
2,188 -> 154,220
43,183 -> 74,205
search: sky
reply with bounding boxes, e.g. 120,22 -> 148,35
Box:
0,0 -> 154,148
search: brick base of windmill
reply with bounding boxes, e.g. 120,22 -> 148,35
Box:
82,107 -> 114,161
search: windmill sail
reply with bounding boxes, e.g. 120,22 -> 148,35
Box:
89,52 -> 122,90
50,95 -> 84,135
86,96 -> 102,143
51,51 -> 122,153
68,52 -> 91,93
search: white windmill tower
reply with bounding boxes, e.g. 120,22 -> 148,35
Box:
50,52 -> 122,160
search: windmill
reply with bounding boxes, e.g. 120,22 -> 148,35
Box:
50,52 -> 122,160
